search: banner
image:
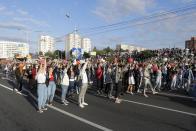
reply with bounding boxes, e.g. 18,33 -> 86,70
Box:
90,51 -> 96,56
72,48 -> 83,60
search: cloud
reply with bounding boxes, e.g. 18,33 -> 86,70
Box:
13,8 -> 50,27
93,0 -> 155,22
0,22 -> 28,30
172,0 -> 194,4
0,5 -> 49,28
93,10 -> 196,49
181,0 -> 193,2
128,11 -> 196,48
0,36 -> 27,42
13,17 -> 50,27
0,5 -> 13,15
0,5 -> 6,12
17,9 -> 28,15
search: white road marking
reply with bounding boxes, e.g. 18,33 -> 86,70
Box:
0,83 -> 26,96
48,105 -> 112,131
1,77 -> 14,81
122,99 -> 196,117
0,83 -> 113,131
0,83 -> 13,91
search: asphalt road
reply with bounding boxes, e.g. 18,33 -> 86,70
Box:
0,74 -> 196,131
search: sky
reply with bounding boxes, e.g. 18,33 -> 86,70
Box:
0,0 -> 196,53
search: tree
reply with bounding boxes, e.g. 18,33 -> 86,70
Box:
93,47 -> 97,52
45,51 -> 55,59
54,50 -> 62,59
96,50 -> 105,56
61,51 -> 66,59
83,52 -> 90,59
92,46 -> 115,56
103,46 -> 114,54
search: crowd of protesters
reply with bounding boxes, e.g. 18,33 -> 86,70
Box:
0,48 -> 196,113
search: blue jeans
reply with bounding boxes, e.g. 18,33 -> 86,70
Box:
47,81 -> 56,103
37,84 -> 47,110
68,81 -> 75,93
61,85 -> 69,102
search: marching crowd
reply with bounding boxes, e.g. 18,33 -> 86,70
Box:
0,48 -> 196,113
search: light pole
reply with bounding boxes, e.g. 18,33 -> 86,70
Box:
65,12 -> 79,60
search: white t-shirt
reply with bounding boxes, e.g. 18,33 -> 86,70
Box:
82,72 -> 88,84
36,72 -> 46,83
80,62 -> 88,84
61,69 -> 69,86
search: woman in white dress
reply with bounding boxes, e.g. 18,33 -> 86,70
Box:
126,64 -> 135,95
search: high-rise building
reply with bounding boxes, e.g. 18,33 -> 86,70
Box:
65,33 -> 92,58
81,38 -> 91,53
116,44 -> 146,52
0,41 -> 29,59
39,35 -> 54,54
65,33 -> 81,53
185,37 -> 196,50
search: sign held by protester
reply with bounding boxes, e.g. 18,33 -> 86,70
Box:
90,52 -> 96,56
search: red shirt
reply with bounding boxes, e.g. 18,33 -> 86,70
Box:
96,67 -> 103,80
50,74 -> 54,81
32,68 -> 36,79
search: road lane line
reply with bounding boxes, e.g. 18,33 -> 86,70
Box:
0,83 -> 113,131
146,91 -> 194,99
48,105 -> 112,131
122,99 -> 196,117
0,83 -> 26,96
0,83 -> 13,91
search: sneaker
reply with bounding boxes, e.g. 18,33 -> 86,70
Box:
61,101 -> 68,105
137,90 -> 141,93
82,102 -> 88,106
109,96 -> 115,99
100,90 -> 103,95
42,107 -> 48,111
13,88 -> 18,92
130,92 -> 134,95
153,91 -> 158,94
144,94 -> 149,97
37,110 -> 43,113
65,100 -> 69,104
79,104 -> 85,108
48,102 -> 53,106
115,99 -> 121,104
97,90 -> 101,95
126,91 -> 130,94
